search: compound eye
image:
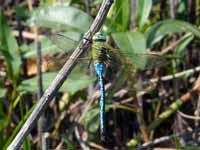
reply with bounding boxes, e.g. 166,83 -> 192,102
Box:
93,32 -> 106,42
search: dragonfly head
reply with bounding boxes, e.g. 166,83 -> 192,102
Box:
93,32 -> 106,42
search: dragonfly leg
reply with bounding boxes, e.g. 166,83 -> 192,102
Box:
83,31 -> 93,44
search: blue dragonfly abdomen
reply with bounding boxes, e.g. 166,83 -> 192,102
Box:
94,63 -> 106,140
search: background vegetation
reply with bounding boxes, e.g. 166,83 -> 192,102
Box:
1,0 -> 200,149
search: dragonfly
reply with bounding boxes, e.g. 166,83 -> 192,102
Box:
48,31 -> 167,141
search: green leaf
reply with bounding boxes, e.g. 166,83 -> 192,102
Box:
28,5 -> 93,33
0,91 -> 9,146
174,35 -> 194,65
23,31 -> 82,58
83,108 -> 100,133
181,146 -> 200,150
112,31 -> 147,69
64,72 -> 95,95
63,136 -> 74,150
0,115 -> 8,131
0,88 -> 6,98
175,35 -> 194,56
82,105 -> 131,134
135,0 -> 152,28
18,69 -> 96,95
145,19 -> 200,48
15,6 -> 29,20
39,0 -> 63,6
23,37 -> 62,58
0,9 -> 21,87
48,31 -> 82,52
0,131 -> 3,148
0,100 -> 8,131
3,104 -> 35,150
113,0 -> 130,31
176,0 -> 188,20
23,137 -> 31,150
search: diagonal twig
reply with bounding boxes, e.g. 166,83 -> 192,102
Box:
7,0 -> 114,149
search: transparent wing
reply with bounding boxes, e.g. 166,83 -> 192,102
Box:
122,51 -> 168,70
92,44 -> 169,70
43,31 -> 93,70
49,31 -> 83,52
47,32 -> 169,72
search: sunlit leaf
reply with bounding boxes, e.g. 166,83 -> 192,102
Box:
23,37 -> 62,58
113,0 -> 130,31
176,0 -> 188,20
135,0 -> 152,28
145,19 -> 200,48
0,9 -> 21,87
28,5 -> 93,33
18,69 -> 96,95
0,88 -> 6,98
112,31 -> 147,69
23,31 -> 82,58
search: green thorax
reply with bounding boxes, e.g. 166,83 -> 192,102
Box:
92,41 -> 107,64
92,33 -> 108,64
